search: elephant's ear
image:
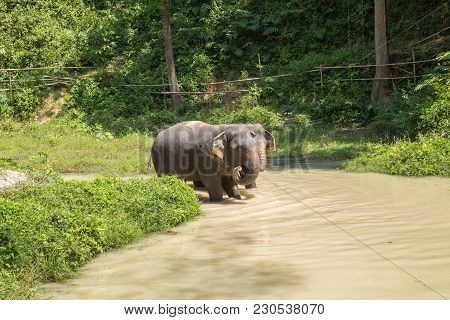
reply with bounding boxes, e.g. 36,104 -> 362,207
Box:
212,131 -> 227,160
264,130 -> 276,153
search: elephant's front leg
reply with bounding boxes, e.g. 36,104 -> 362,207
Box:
200,175 -> 224,202
245,182 -> 257,189
222,176 -> 242,200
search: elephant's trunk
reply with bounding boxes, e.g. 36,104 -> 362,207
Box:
257,144 -> 267,172
236,150 -> 260,185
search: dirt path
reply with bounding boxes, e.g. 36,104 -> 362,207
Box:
45,166 -> 450,299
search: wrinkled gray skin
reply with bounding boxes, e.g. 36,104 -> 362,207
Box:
193,123 -> 276,189
151,121 -> 261,202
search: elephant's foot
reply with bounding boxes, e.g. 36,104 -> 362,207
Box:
222,176 -> 242,199
193,180 -> 205,188
201,175 -> 224,202
209,192 -> 224,202
245,182 -> 257,189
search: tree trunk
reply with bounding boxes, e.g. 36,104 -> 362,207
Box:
162,0 -> 181,108
371,0 -> 390,104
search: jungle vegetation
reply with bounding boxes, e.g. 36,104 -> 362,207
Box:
0,0 -> 449,300
0,0 -> 449,171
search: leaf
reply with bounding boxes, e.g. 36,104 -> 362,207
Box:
263,27 -> 278,36
233,48 -> 243,57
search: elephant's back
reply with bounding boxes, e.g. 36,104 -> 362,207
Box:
151,121 -> 219,177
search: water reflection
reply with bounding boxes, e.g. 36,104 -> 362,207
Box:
266,157 -> 344,171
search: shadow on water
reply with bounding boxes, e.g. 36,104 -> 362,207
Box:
195,190 -> 255,204
189,182 -> 255,204
191,158 -> 342,203
158,253 -> 302,299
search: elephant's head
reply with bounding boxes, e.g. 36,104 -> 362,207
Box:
245,124 -> 276,172
211,125 -> 260,185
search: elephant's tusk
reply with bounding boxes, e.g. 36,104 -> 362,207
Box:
232,166 -> 242,181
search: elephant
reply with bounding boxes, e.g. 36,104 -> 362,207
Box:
241,123 -> 276,188
151,121 -> 261,202
192,123 -> 276,190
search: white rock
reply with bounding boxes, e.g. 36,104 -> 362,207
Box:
0,170 -> 27,191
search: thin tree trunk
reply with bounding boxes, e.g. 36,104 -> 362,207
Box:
162,0 -> 181,108
371,0 -> 390,104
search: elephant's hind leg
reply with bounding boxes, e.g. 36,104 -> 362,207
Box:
222,176 -> 242,200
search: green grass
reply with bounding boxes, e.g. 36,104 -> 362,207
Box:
344,136 -> 450,176
0,176 -> 201,299
0,115 -> 152,176
276,126 -> 380,160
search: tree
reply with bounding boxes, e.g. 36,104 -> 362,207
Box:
371,0 -> 390,104
162,0 -> 181,108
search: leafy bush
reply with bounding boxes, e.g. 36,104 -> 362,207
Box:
344,136 -> 450,176
295,93 -> 366,127
367,89 -> 424,140
416,55 -> 450,138
193,86 -> 283,131
66,77 -> 177,135
204,105 -> 282,132
0,88 -> 45,121
0,176 -> 201,299
366,53 -> 449,140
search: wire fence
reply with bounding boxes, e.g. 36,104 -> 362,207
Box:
0,54 -> 448,95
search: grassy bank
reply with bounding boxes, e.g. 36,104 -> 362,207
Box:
0,114 -> 152,176
1,112 -> 377,180
0,176 -> 201,299
344,136 -> 450,177
275,126 -> 379,160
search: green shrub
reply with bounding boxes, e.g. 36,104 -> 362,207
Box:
366,53 -> 450,140
295,92 -> 368,127
367,88 -> 424,140
420,95 -> 450,138
196,87 -> 283,131
366,120 -> 405,141
66,77 -> 176,135
205,105 -> 282,132
0,176 -> 201,299
344,136 -> 450,176
416,58 -> 450,138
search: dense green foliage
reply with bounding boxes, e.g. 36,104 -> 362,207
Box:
416,55 -> 450,138
1,1 -> 448,131
346,57 -> 450,176
1,1 -> 449,175
345,136 -> 450,176
0,176 -> 201,299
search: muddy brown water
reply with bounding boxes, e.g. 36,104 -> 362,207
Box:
45,161 -> 450,299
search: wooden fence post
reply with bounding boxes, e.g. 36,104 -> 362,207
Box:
8,70 -> 12,95
319,65 -> 324,87
257,54 -> 263,77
